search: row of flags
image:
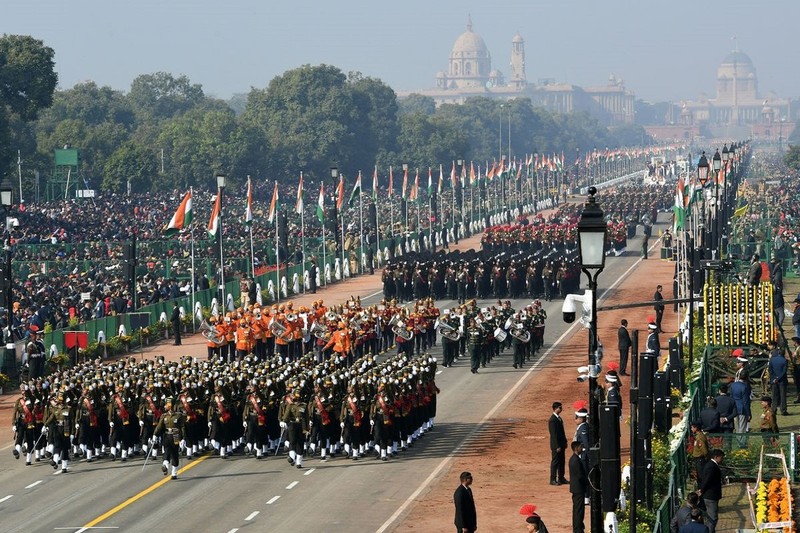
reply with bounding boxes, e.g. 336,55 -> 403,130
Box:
162,147 -> 647,237
672,160 -> 735,232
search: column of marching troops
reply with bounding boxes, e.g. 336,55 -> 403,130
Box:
10,291 -> 550,479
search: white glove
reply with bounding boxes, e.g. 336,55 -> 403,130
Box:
370,419 -> 375,426
279,421 -> 286,429
208,422 -> 212,428
109,422 -> 114,428
42,426 -> 49,434
75,423 -> 80,429
148,437 -> 154,446
179,440 -> 186,451
243,421 -> 248,428
309,421 -> 313,428
139,420 -> 144,427
340,422 -> 345,428
12,425 -> 16,432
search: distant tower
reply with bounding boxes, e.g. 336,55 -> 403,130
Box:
447,15 -> 491,89
509,32 -> 526,90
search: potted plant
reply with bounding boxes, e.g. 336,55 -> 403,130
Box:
48,353 -> 70,372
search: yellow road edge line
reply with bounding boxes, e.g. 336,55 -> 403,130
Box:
82,453 -> 212,528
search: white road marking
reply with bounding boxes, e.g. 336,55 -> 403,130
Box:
25,480 -> 42,489
0,495 -> 12,503
375,252 -> 646,533
286,481 -> 298,490
436,370 -> 443,375
266,495 -> 280,505
244,511 -> 259,521
70,527 -> 119,532
226,529 -> 239,533
303,468 -> 315,476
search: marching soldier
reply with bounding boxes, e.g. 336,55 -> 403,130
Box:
340,384 -> 365,459
75,384 -> 101,463
308,381 -> 336,461
235,318 -> 253,360
136,380 -> 162,459
207,380 -> 233,458
108,382 -> 136,462
12,387 -> 37,464
153,397 -> 185,480
242,381 -> 269,459
467,317 -> 486,374
370,381 -> 394,461
43,390 -> 74,473
177,382 -> 202,459
279,385 -> 309,468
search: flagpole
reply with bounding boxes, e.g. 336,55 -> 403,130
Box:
248,176 -> 255,279
275,184 -> 280,304
300,172 -> 306,293
358,170 -> 364,274
189,187 -> 196,334
340,204 -> 345,278
217,179 -> 226,309
374,166 -> 379,263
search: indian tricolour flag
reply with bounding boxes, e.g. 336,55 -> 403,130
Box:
348,171 -> 362,206
673,176 -> 686,231
296,173 -> 304,214
163,190 -> 192,234
244,177 -> 253,226
267,182 -> 279,224
316,183 -> 325,223
207,194 -> 220,238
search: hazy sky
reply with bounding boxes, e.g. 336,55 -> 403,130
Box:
5,0 -> 799,104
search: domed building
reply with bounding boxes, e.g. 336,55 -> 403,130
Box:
401,18 -> 635,126
647,47 -> 793,141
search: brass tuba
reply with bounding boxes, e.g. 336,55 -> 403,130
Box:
437,321 -> 461,342
269,318 -> 288,337
392,320 -> 413,341
509,323 -> 531,343
310,321 -> 330,342
200,321 -> 224,346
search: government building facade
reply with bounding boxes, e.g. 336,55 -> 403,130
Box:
397,18 -> 636,127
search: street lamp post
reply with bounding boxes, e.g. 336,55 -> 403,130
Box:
501,154 -> 507,218
696,152 -> 710,260
1,179 -> 16,378
711,149 -> 722,258
577,186 -> 608,533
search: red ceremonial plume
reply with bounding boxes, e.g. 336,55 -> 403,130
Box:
607,362 -> 620,372
573,399 -> 589,411
646,315 -> 656,323
519,503 -> 537,516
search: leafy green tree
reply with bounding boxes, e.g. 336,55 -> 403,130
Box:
0,35 -> 57,175
156,107 -> 238,190
398,93 -> 436,117
127,72 -> 205,123
784,144 -> 800,171
103,141 -> 158,193
348,72 -> 399,168
241,64 -> 358,182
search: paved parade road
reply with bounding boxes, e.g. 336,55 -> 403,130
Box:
0,230 -> 654,533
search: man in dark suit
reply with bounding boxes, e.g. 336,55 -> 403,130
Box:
654,285 -> 665,333
548,402 -> 568,485
714,384 -> 736,434
171,302 -> 182,346
679,508 -> 709,533
697,449 -> 724,533
454,471 -> 477,533
569,441 -> 587,533
618,319 -> 632,375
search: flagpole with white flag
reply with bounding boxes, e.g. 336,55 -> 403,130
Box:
188,188 -> 196,332
245,175 -> 255,278
336,174 -> 345,277
359,171 -> 364,274
316,183 -> 326,286
389,166 -> 394,237
296,172 -> 305,292
207,189 -> 224,305
267,181 -> 279,302
372,166 -> 379,255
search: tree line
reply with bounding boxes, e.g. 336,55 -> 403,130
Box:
1,34 -> 650,196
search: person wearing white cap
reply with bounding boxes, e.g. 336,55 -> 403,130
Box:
646,320 -> 660,356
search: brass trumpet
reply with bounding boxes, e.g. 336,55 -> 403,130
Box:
200,321 -> 224,346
